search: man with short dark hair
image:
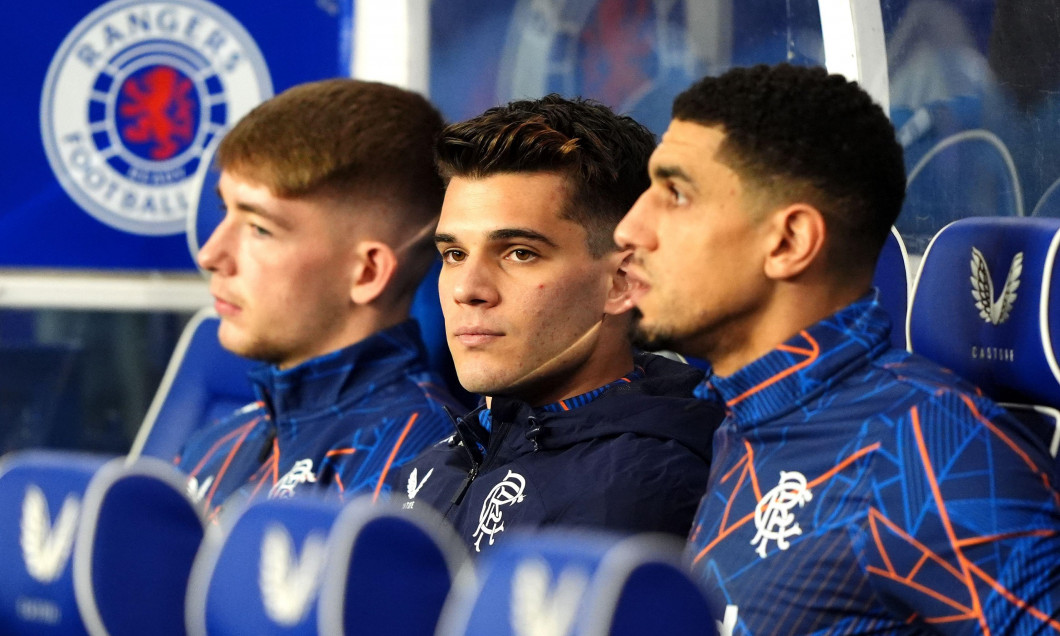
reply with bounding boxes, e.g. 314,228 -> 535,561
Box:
615,64 -> 1060,634
175,79 -> 463,520
396,95 -> 722,552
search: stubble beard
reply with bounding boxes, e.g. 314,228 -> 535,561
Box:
629,307 -> 682,353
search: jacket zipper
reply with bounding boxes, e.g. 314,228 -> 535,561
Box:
446,413 -> 512,513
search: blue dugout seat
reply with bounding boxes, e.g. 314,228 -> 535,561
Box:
873,227 -> 911,350
130,307 -> 258,461
436,530 -> 714,636
0,451 -> 204,636
908,216 -> 1060,475
187,496 -> 465,635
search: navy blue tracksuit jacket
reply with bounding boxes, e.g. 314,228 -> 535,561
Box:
396,352 -> 723,553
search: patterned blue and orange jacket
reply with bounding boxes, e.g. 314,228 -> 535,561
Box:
174,320 -> 462,522
689,297 -> 1060,634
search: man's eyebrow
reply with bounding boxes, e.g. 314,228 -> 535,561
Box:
488,228 -> 558,248
217,188 -> 291,229
434,228 -> 559,248
653,164 -> 697,189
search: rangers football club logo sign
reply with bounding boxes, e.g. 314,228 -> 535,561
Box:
40,0 -> 272,235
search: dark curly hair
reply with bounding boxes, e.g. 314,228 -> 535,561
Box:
436,94 -> 656,257
673,64 -> 906,273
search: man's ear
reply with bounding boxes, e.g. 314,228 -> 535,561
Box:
349,241 -> 399,305
603,248 -> 636,316
763,204 -> 826,280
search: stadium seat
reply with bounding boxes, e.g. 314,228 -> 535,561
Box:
873,227 -> 911,349
317,499 -> 467,635
0,450 -> 109,634
129,307 -> 258,461
907,216 -> 1060,473
436,530 -> 714,636
73,456 -> 205,636
187,496 -> 464,635
0,451 -> 204,636
186,496 -> 340,636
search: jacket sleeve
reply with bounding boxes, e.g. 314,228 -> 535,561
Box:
863,391 -> 1060,633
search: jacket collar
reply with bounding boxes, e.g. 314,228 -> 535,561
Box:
248,320 -> 429,426
698,296 -> 892,428
463,352 -> 717,462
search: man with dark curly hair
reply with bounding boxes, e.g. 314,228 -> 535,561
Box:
395,95 -> 722,552
615,64 -> 1060,634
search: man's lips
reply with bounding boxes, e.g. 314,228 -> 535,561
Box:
624,268 -> 652,305
212,295 -> 241,316
452,328 -> 504,347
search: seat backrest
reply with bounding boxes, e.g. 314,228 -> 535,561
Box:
187,497 -> 341,636
0,451 -> 204,636
318,499 -> 467,635
73,456 -> 205,636
0,450 -> 108,635
872,227 -> 911,349
436,530 -> 714,636
130,307 -> 258,461
907,216 -> 1060,470
187,496 -> 465,636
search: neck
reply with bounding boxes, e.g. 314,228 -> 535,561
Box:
487,318 -> 635,409
707,278 -> 869,377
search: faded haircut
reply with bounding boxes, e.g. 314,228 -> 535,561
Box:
216,77 -> 445,231
673,64 -> 906,274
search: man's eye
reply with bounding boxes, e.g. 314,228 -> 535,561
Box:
508,249 -> 537,262
250,223 -> 272,237
671,186 -> 688,205
442,249 -> 466,263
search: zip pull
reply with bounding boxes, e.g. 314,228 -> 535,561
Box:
526,415 -> 542,452
451,467 -> 478,505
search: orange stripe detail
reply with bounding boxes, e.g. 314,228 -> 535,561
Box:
325,448 -> 357,457
958,394 -> 1060,506
246,437 -> 279,502
190,418 -> 258,476
727,331 -> 820,407
865,565 -> 975,615
745,441 -> 763,501
372,412 -> 419,502
965,561 -> 1060,631
202,419 -> 259,510
805,443 -> 880,489
911,407 -> 990,635
866,507 -> 965,581
559,400 -> 571,411
334,473 -> 345,496
956,528 -> 1058,549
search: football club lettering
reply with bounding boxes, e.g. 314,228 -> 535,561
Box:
41,0 -> 271,235
751,471 -> 812,558
269,458 -> 317,499
473,470 -> 527,552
